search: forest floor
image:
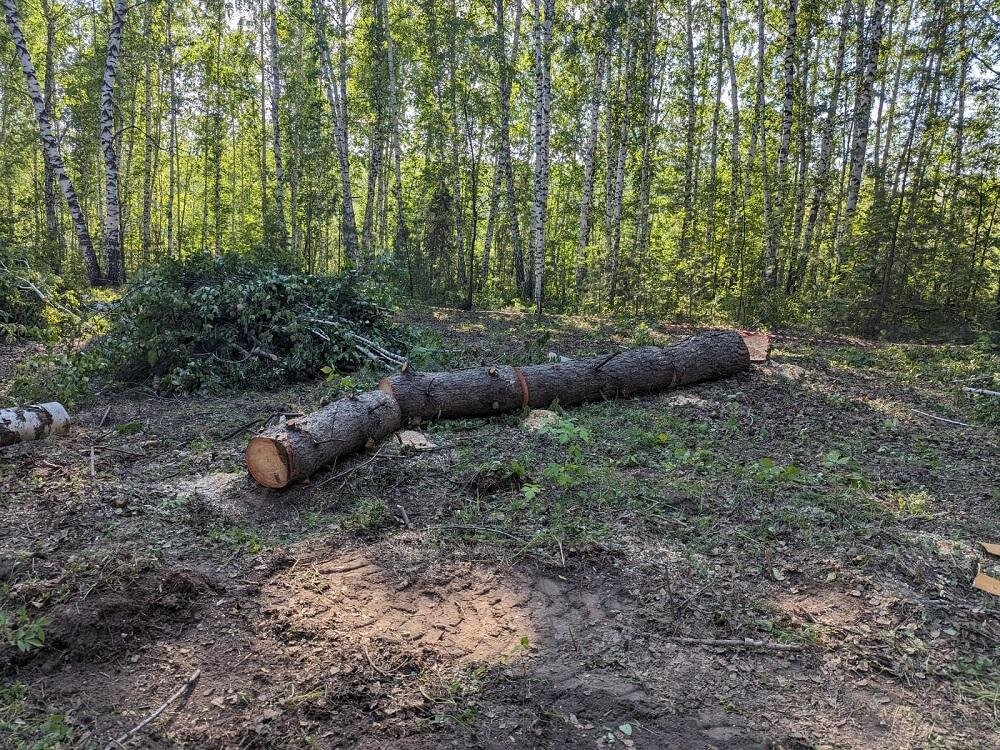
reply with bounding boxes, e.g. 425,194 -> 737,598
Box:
1,308 -> 999,749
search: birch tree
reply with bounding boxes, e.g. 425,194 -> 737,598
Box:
529,0 -> 553,314
2,0 -> 104,284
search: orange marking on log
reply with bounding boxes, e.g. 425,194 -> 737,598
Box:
513,367 -> 529,408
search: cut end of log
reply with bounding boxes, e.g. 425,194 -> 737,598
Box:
246,436 -> 291,489
740,331 -> 772,363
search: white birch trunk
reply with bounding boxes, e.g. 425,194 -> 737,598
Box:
2,0 -> 103,284
530,0 -> 554,315
383,0 -> 408,261
267,0 -> 288,249
764,0 -> 797,288
100,0 -> 128,284
576,49 -> 606,291
843,0 -> 886,235
798,0 -> 850,287
480,157 -> 502,287
313,0 -> 359,263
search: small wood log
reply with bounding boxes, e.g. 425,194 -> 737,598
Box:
0,402 -> 71,447
246,391 -> 401,489
379,365 -> 524,421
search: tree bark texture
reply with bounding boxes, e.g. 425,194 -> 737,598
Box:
246,390 -> 401,488
101,0 -> 128,284
0,402 -> 71,447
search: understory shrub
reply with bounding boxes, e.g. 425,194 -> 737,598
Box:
13,253 -> 407,398
0,262 -> 48,342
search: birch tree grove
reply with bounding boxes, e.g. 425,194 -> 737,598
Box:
0,0 -> 996,333
3,0 -> 103,284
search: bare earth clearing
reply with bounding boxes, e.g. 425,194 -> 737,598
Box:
1,309 -> 998,749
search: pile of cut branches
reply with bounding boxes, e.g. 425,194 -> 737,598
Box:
86,253 -> 405,394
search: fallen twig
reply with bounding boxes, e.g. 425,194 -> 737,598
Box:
964,387 -> 1000,398
99,405 -> 112,428
912,409 -> 971,427
666,637 -> 805,652
315,446 -> 389,488
105,668 -> 201,750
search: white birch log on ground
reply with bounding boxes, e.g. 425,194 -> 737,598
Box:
0,403 -> 71,447
246,391 -> 401,489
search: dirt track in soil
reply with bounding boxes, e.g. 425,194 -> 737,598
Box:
1,310 -> 998,749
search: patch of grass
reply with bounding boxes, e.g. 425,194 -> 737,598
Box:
0,682 -> 75,749
940,656 -> 1000,707
208,524 -> 264,553
348,498 -> 391,532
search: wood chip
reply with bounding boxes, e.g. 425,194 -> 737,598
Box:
979,542 -> 1000,557
395,430 -> 437,451
972,572 -> 1000,597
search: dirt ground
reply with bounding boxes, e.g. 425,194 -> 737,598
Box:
1,309 -> 998,749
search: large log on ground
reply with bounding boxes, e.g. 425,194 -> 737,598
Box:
246,330 -> 751,488
378,365 -> 524,421
380,330 -> 750,421
246,391 -> 401,488
520,330 -> 750,409
0,402 -> 71,447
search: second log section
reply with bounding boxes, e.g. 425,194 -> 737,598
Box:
246,330 -> 753,489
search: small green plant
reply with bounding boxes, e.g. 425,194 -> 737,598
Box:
349,498 -> 389,531
0,608 -> 51,653
208,525 -> 264,553
749,457 -> 802,484
0,682 -> 74,749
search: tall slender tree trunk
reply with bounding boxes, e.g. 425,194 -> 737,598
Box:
497,0 -> 525,294
751,0 -> 772,259
2,0 -> 103,284
449,0 -> 467,287
605,10 -> 636,308
634,11 -> 659,311
383,0 -> 408,264
704,10 -> 722,261
480,156 -> 502,287
140,2 -> 155,265
679,0 -> 696,262
764,0 -> 797,288
530,0 -> 554,315
40,0 -> 59,261
796,0 -> 850,292
101,0 -> 128,284
576,47 -> 606,291
166,0 -> 178,259
267,0 -> 288,249
841,0 -> 886,239
313,0 -> 359,263
718,0 -> 742,264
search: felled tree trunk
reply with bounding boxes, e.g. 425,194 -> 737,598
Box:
247,331 -> 753,489
246,391 -> 400,488
521,330 -> 749,409
0,403 -> 71,447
